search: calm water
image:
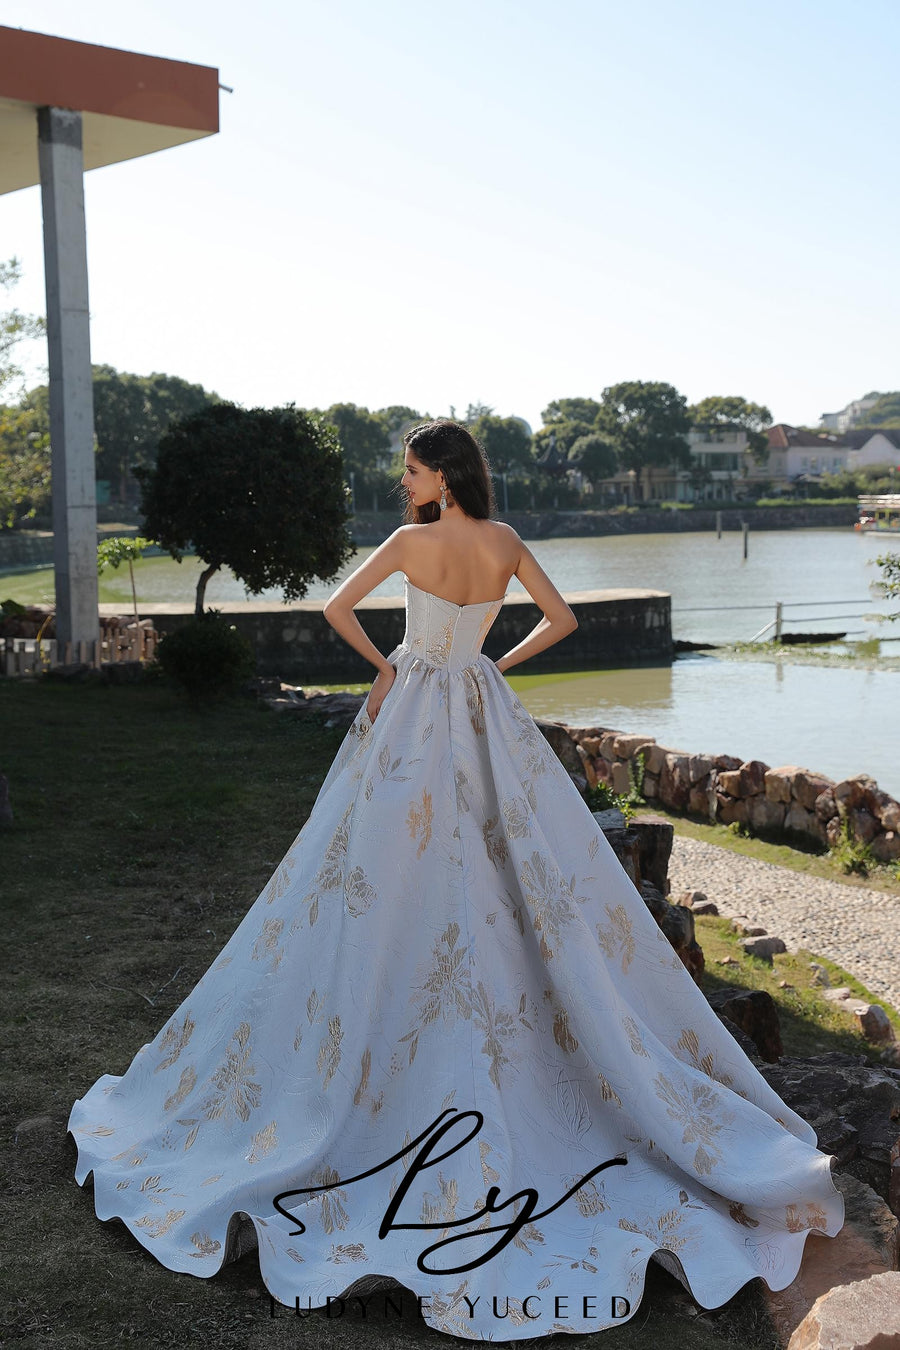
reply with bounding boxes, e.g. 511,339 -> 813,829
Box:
5,527 -> 897,794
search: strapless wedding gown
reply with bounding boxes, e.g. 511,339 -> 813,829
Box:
68,575 -> 844,1340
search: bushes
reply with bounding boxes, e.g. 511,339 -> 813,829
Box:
154,610 -> 255,703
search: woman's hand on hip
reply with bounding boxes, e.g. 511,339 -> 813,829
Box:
366,664 -> 396,721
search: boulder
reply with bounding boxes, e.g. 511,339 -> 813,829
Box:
687,754 -> 714,784
850,808 -> 881,844
610,761 -> 631,794
747,794 -> 787,833
835,775 -> 880,814
872,832 -> 900,863
642,772 -> 660,799
640,882 -> 704,983
716,794 -> 749,827
815,788 -> 839,823
793,770 -> 836,812
879,800 -> 900,832
786,1271 -> 900,1350
705,987 -> 783,1062
536,719 -> 582,774
598,731 -> 621,761
714,753 -> 743,772
759,1053 -> 900,1212
723,759 -> 770,797
853,1005 -> 897,1047
627,814 -> 675,894
612,733 -> 654,759
740,934 -> 787,961
676,890 -> 707,908
659,753 -> 692,810
644,742 -> 669,776
786,802 -> 826,842
765,766 -> 797,804
691,899 -> 719,915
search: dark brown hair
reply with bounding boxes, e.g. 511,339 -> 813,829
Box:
400,420 -> 497,524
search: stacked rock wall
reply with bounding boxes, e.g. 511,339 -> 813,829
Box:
562,724 -> 900,862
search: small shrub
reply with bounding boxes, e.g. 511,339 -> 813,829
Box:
828,814 -> 874,877
155,609 -> 256,704
584,756 -> 645,824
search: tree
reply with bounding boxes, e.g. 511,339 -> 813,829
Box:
859,392 -> 900,429
1,258 -> 44,399
541,397 -> 603,427
595,381 -> 692,500
568,433 -> 618,486
97,535 -> 154,655
318,403 -> 391,477
870,552 -> 900,623
533,420 -> 595,459
375,405 -> 426,434
464,401 -> 494,422
0,391 -> 51,528
468,413 -> 533,473
687,394 -> 772,463
92,365 -> 220,502
136,403 -> 355,616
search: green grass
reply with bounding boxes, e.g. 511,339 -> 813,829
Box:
0,678 -> 876,1349
695,915 -> 900,1055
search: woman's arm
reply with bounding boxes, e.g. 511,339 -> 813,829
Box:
495,540 -> 578,674
322,528 -> 411,673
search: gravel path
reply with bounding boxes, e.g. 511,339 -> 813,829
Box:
668,836 -> 900,1015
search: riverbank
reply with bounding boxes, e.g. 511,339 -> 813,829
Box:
349,503 -> 859,544
0,502 -> 860,570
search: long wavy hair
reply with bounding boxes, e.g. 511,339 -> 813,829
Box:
400,420 -> 497,524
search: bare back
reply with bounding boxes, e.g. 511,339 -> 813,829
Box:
401,518 -> 521,606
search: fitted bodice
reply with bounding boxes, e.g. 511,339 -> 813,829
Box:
397,577 -> 506,670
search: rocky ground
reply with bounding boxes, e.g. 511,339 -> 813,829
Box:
668,836 -> 900,1016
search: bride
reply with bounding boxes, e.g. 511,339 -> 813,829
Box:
68,418 -> 844,1340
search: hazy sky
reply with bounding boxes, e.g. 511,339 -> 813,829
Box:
2,0 -> 897,430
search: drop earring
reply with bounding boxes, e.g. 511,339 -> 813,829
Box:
439,483 -> 447,511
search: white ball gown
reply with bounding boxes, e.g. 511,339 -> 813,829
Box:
68,576 -> 844,1340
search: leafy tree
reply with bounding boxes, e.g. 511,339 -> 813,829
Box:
468,413 -> 533,473
92,365 -> 220,502
595,381 -> 692,500
533,420 -> 594,459
464,401 -> 494,422
541,397 -> 603,427
136,403 -> 354,616
318,403 -> 391,476
375,405 -> 426,433
569,433 -> 618,486
1,258 -> 44,399
687,394 -> 772,463
858,392 -> 900,428
0,392 -> 51,528
870,553 -> 900,623
97,535 -> 155,651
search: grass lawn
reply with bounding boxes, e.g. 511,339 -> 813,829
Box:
1,677 -> 886,1349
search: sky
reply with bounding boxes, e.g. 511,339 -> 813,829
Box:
2,0 -> 898,431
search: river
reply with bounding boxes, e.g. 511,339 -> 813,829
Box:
4,526 -> 898,795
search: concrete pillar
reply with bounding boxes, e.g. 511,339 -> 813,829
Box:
37,106 -> 99,650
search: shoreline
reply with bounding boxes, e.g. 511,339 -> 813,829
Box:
0,503 -> 860,572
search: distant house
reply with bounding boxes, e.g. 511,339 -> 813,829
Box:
765,424 -> 847,491
819,395 -> 882,433
843,427 -> 900,471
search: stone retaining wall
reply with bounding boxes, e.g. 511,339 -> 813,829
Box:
559,723 -> 900,862
136,588 -> 672,681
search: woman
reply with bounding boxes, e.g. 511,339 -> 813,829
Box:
68,420 -> 843,1341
